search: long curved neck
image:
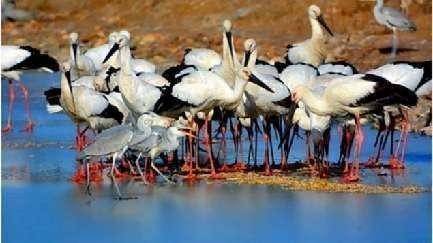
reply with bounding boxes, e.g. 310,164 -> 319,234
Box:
299,86 -> 332,116
310,17 -> 324,41
119,45 -> 133,74
117,45 -> 138,101
376,0 -> 383,9
227,76 -> 248,105
244,49 -> 257,69
221,31 -> 238,87
69,44 -> 75,64
60,73 -> 75,113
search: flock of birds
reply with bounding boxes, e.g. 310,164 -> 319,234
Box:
1,2 -> 431,198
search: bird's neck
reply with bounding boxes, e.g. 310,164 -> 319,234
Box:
310,18 -> 324,41
298,86 -> 332,116
119,45 -> 133,74
60,75 -> 75,113
221,32 -> 238,87
244,49 -> 258,70
228,76 -> 248,106
376,0 -> 383,9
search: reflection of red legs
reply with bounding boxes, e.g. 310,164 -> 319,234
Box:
75,125 -> 88,151
72,163 -> 86,183
2,80 -> 15,133
17,80 -> 34,132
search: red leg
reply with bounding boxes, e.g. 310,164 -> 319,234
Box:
205,118 -> 223,179
2,80 -> 15,133
263,130 -> 272,176
345,115 -> 362,182
233,122 -> 246,171
184,122 -> 198,182
280,148 -> 288,171
343,126 -> 353,174
75,125 -> 88,152
219,127 -> 231,172
17,81 -> 34,132
390,111 -> 408,169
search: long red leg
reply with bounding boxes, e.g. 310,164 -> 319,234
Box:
343,126 -> 354,173
234,121 -> 246,171
205,118 -> 222,179
17,80 -> 34,132
2,80 -> 15,133
184,121 -> 197,181
390,110 -> 408,169
352,115 -> 363,181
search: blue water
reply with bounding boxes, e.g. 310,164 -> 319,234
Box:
2,72 -> 432,243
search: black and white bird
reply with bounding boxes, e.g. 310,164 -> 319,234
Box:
117,30 -> 156,74
69,32 -> 97,78
153,55 -> 272,178
1,45 -> 59,132
229,39 -> 293,173
102,32 -> 162,120
46,62 -> 129,151
364,60 -> 431,167
292,73 -> 418,181
83,31 -> 118,72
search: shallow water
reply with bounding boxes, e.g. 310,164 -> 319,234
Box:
2,73 -> 432,243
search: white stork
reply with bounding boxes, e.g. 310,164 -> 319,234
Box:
285,5 -> 334,67
292,73 -> 418,181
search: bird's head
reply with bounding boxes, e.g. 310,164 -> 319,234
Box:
244,38 -> 256,52
243,39 -> 256,67
119,30 -> 131,40
61,62 -> 72,84
103,32 -> 129,64
69,32 -> 80,66
69,32 -> 79,44
291,85 -> 306,104
62,62 -> 71,71
308,5 -> 334,37
308,5 -> 321,19
108,31 -> 118,44
223,19 -> 232,33
170,122 -> 196,138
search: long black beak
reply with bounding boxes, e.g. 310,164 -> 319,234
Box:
65,70 -> 71,84
65,70 -> 73,95
72,43 -> 78,66
317,15 -> 333,37
225,31 -> 234,59
249,73 -> 274,93
103,43 -> 119,64
243,50 -> 251,67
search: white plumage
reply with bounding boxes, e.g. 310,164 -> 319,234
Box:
184,48 -> 222,71
366,61 -> 431,92
1,45 -> 30,70
286,5 -> 333,67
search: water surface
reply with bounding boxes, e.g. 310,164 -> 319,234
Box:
2,73 -> 431,243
